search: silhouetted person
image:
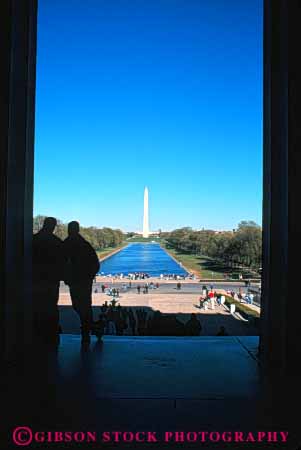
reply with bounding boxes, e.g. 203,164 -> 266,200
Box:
148,312 -> 185,336
91,313 -> 106,340
184,313 -> 202,336
111,298 -> 118,308
101,301 -> 108,313
147,311 -> 168,335
128,309 -> 136,335
63,221 -> 100,343
146,311 -> 162,335
216,326 -> 228,336
32,217 -> 64,346
115,312 -> 127,336
164,314 -> 186,336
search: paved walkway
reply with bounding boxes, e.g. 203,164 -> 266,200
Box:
59,290 -> 232,313
58,289 -> 258,336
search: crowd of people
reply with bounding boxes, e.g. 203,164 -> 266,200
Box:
91,304 -> 204,337
100,272 -> 155,280
128,272 -> 149,280
198,285 -> 257,310
229,290 -> 255,305
97,282 -> 160,296
159,273 -> 195,280
97,272 -> 196,281
198,285 -> 224,310
91,303 -> 229,338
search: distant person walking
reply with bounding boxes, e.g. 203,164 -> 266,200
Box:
248,293 -> 254,305
33,217 -> 64,346
199,296 -> 205,309
216,293 -> 222,305
208,290 -> 215,309
63,221 -> 100,343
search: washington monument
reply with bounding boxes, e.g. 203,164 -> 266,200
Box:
143,186 -> 150,238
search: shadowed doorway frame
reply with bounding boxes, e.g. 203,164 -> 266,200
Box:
1,0 -> 300,374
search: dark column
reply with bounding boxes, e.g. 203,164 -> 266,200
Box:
260,0 -> 301,374
0,0 -> 37,363
286,1 -> 301,373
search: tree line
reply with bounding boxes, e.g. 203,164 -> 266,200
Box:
161,221 -> 262,270
33,216 -> 124,251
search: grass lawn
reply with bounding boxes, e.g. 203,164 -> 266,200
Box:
224,295 -> 260,319
97,243 -> 127,260
161,243 -> 260,280
161,245 -> 222,278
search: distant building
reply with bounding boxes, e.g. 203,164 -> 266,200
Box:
135,230 -> 160,236
195,229 -> 235,234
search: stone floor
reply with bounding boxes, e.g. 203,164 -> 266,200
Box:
1,335 -> 300,449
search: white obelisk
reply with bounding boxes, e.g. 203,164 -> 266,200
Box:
143,186 -> 150,238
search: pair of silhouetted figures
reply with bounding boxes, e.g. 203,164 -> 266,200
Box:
32,217 -> 100,346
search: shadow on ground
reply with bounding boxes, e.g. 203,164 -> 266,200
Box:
59,305 -> 259,336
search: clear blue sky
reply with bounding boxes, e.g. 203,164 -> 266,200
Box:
34,0 -> 263,232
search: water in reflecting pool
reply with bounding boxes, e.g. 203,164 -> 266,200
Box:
99,243 -> 187,276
